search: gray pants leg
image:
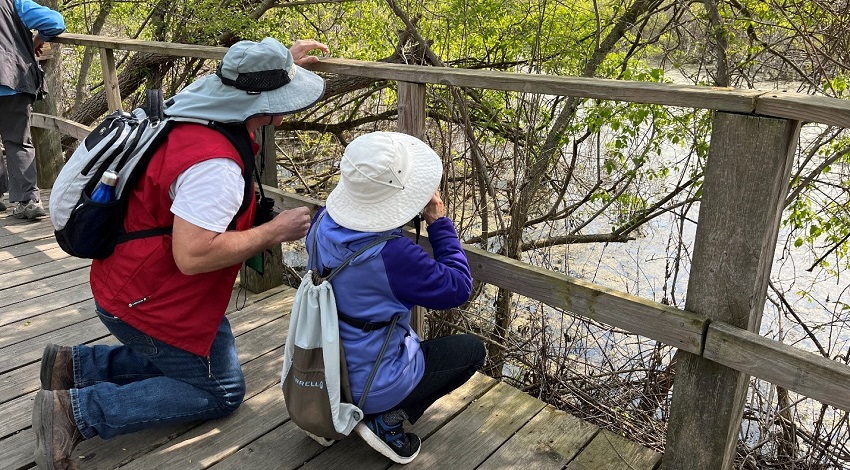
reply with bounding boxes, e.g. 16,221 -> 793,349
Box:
0,93 -> 40,203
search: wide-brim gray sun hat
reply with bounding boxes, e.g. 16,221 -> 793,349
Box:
326,132 -> 442,232
164,37 -> 325,123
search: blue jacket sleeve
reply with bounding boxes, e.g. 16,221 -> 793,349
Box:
16,0 -> 65,41
382,217 -> 472,310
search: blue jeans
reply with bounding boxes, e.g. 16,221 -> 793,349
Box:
380,334 -> 486,424
70,307 -> 245,439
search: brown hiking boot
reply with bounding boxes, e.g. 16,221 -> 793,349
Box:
33,390 -> 84,470
40,344 -> 74,390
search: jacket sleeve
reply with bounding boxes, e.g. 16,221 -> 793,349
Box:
16,0 -> 65,40
382,217 -> 472,310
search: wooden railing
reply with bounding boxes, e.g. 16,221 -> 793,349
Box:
38,33 -> 850,470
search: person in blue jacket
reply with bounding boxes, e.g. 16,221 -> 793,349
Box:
0,0 -> 65,218
309,131 -> 486,464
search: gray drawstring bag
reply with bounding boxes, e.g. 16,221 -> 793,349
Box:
281,213 -> 397,443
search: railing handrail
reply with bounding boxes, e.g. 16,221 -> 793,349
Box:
54,33 -> 850,128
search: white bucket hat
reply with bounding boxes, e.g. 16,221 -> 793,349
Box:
326,132 -> 442,232
164,37 -> 325,123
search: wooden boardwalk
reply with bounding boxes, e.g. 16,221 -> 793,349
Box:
0,195 -> 662,470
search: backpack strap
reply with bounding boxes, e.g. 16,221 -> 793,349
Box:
357,314 -> 400,409
206,121 -> 257,228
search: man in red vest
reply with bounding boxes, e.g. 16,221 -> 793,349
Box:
32,37 -> 327,470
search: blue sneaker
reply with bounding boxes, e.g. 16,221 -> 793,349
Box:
354,414 -> 421,464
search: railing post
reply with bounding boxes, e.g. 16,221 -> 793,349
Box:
99,48 -> 122,112
241,124 -> 285,292
397,81 -> 427,336
32,37 -> 63,188
663,112 -> 800,469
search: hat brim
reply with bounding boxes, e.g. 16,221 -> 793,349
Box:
326,133 -> 442,232
164,66 -> 325,123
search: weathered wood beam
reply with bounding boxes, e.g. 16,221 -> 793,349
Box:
31,113 -> 92,141
663,113 -> 800,470
98,48 -> 122,113
397,81 -> 428,336
240,126 -> 285,292
704,321 -> 850,412
463,245 -> 707,354
53,33 -> 228,60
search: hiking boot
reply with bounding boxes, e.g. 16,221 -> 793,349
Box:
41,344 -> 74,390
12,199 -> 46,219
354,414 -> 421,464
33,389 -> 84,470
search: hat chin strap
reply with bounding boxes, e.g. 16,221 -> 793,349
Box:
412,214 -> 421,244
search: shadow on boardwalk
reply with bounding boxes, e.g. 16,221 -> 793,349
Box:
0,195 -> 661,469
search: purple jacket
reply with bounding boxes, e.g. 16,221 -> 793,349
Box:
307,208 -> 472,413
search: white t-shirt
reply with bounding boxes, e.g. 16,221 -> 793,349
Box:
169,158 -> 245,233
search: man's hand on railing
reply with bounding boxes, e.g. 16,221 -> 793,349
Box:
289,39 -> 329,66
33,32 -> 46,57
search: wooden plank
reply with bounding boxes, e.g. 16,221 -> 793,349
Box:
0,245 -> 69,274
397,81 -> 427,337
478,405 -> 600,470
0,255 -> 90,289
398,382 -> 545,469
1,395 -> 37,440
212,420 -> 330,470
0,428 -> 33,470
298,372 -> 498,470
0,300 -> 94,349
704,321 -> 850,412
0,218 -> 52,235
309,59 -> 761,115
0,265 -> 88,310
99,47 -> 123,112
0,317 -> 105,375
0,224 -> 56,249
408,372 -> 498,438
664,113 -> 800,470
54,33 -> 228,60
0,283 -> 92,328
565,429 -> 661,469
756,92 -> 850,129
241,125 -> 285,293
465,246 -> 706,354
31,112 -> 92,140
0,237 -> 64,262
108,372 -> 289,469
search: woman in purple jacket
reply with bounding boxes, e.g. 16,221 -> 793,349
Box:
309,131 -> 486,464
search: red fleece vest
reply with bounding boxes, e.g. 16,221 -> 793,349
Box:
90,123 -> 257,357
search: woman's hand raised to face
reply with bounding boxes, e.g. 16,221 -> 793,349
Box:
421,192 -> 445,225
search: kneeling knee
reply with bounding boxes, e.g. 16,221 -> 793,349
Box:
215,376 -> 246,414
